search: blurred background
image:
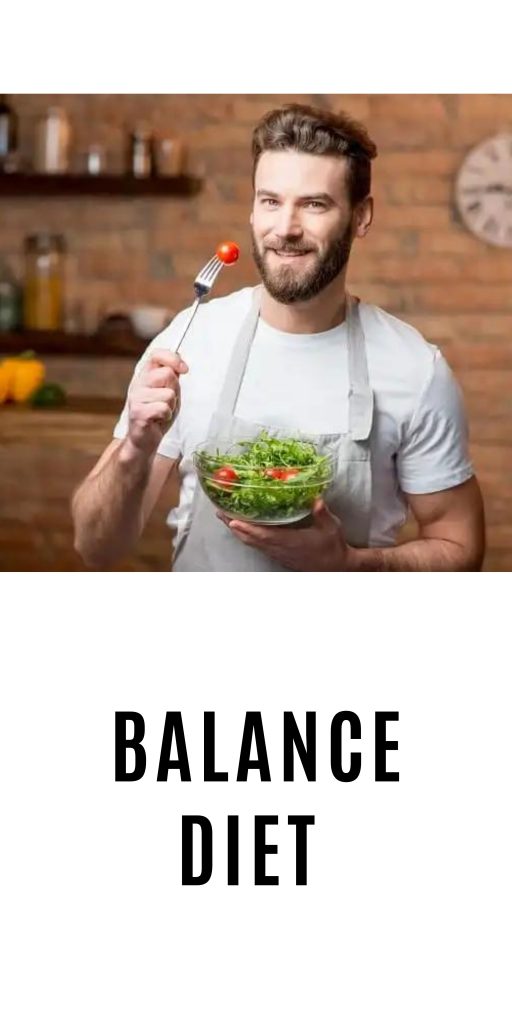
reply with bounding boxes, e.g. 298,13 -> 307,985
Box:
0,94 -> 510,570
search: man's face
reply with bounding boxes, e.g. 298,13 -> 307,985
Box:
251,149 -> 357,304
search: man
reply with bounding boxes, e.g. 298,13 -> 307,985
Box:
72,103 -> 485,571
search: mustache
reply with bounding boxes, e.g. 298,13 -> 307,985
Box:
264,239 -> 317,255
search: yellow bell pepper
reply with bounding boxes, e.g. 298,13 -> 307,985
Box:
0,351 -> 45,404
0,361 -> 12,402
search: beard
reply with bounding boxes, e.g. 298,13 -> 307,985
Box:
251,222 -> 353,304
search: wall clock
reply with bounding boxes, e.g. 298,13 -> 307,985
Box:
454,133 -> 512,248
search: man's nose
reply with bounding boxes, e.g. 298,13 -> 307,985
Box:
273,203 -> 303,239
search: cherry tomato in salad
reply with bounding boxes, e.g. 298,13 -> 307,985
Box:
263,467 -> 301,481
213,465 -> 239,489
216,241 -> 240,265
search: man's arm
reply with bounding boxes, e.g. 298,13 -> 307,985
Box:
350,476 -> 485,571
71,439 -> 176,569
218,477 -> 485,572
71,348 -> 187,569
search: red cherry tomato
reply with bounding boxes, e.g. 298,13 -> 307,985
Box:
213,465 -> 239,489
216,241 -> 240,265
262,467 -> 301,481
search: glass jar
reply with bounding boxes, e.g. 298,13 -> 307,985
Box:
0,260 -> 22,331
128,126 -> 154,178
84,143 -> 105,175
0,95 -> 18,168
34,108 -> 71,174
23,233 -> 66,330
154,137 -> 186,176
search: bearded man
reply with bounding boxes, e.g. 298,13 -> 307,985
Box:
72,103 -> 485,571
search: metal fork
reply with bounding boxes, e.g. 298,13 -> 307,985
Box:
174,254 -> 223,354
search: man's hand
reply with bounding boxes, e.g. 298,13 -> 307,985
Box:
218,478 -> 483,573
218,499 -> 357,571
126,349 -> 188,458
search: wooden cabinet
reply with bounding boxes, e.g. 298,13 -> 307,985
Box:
0,401 -> 178,571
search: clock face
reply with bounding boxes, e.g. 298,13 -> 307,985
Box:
455,133 -> 512,248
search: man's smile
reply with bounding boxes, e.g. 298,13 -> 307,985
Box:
267,249 -> 314,260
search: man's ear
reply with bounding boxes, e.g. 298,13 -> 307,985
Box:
354,196 -> 373,239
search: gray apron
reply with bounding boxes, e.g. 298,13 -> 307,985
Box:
173,286 -> 374,572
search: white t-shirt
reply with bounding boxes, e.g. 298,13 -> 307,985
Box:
113,287 -> 474,551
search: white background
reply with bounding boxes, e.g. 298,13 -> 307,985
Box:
3,0 -> 512,91
2,575 -> 510,1022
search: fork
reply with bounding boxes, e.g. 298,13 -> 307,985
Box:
173,254 -> 223,354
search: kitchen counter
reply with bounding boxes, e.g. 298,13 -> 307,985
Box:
1,395 -> 124,439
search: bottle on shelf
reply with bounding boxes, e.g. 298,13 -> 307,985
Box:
0,95 -> 19,170
34,108 -> 71,174
84,143 -> 105,175
0,259 -> 22,331
23,233 -> 67,330
127,125 -> 154,178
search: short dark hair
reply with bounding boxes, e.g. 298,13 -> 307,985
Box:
252,103 -> 378,207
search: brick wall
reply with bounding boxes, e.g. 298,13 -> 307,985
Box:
2,94 -> 512,569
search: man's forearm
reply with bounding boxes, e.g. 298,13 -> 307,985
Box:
72,439 -> 152,568
349,537 -> 483,571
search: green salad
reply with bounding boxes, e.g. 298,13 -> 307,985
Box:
194,432 -> 333,522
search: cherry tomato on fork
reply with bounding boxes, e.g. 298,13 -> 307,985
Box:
216,241 -> 240,265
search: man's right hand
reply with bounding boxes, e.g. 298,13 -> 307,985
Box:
126,349 -> 189,457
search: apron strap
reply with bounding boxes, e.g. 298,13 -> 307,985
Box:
347,295 -> 373,441
216,286 -> 262,417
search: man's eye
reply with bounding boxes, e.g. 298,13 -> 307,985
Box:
262,197 -> 278,207
305,201 -> 325,210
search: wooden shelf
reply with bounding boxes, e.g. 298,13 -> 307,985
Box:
0,329 -> 146,357
0,172 -> 201,198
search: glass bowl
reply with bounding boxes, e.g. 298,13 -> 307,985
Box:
193,434 -> 335,526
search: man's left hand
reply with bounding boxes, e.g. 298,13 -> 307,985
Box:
217,499 -> 358,571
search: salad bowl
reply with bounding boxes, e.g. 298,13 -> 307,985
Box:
193,431 -> 335,526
